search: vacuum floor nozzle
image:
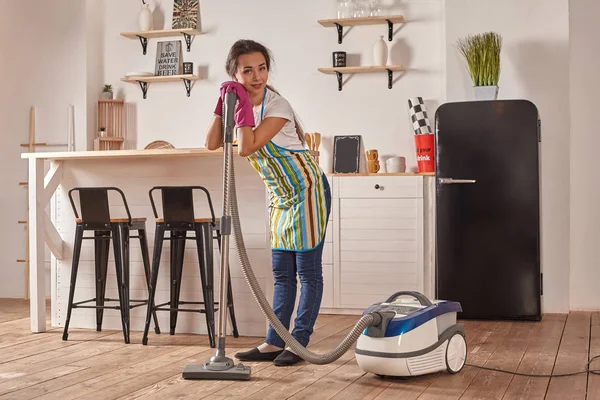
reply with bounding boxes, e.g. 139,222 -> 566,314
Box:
182,362 -> 251,381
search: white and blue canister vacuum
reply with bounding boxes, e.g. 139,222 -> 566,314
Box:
181,90 -> 468,381
356,291 -> 467,377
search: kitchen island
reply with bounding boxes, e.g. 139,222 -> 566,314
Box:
21,148 -> 435,338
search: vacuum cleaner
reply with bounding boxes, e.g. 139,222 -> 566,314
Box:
181,90 -> 467,380
356,291 -> 466,377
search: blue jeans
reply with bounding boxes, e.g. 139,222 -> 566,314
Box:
265,176 -> 331,348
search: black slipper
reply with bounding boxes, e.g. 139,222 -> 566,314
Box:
235,347 -> 283,361
273,350 -> 304,366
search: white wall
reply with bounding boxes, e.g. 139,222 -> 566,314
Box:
445,0 -> 571,312
569,0 -> 600,310
100,0 -> 445,171
0,0 -> 87,298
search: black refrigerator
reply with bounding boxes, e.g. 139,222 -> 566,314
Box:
434,100 -> 542,321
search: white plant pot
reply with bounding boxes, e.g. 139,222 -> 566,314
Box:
139,4 -> 153,32
101,91 -> 113,100
474,85 -> 499,100
373,35 -> 388,66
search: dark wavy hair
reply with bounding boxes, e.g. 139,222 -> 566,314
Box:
225,39 -> 304,143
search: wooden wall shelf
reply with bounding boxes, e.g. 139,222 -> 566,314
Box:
318,65 -> 405,91
120,28 -> 203,54
19,143 -> 67,148
121,74 -> 202,99
318,15 -> 405,43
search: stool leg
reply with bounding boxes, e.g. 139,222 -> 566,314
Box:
216,230 -> 239,338
139,228 -> 160,334
226,271 -> 240,338
196,224 -> 215,348
121,224 -> 131,344
170,230 -> 186,335
62,224 -> 84,341
94,230 -> 110,332
143,223 -> 165,345
112,224 -> 129,344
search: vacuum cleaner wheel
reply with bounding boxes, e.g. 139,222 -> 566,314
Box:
445,332 -> 467,374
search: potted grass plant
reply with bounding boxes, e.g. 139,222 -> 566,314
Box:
456,32 -> 502,100
101,84 -> 113,100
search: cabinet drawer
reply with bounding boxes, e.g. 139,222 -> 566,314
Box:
338,176 -> 423,199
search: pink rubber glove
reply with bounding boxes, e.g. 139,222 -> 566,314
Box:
214,81 -> 243,116
219,81 -> 255,128
213,96 -> 223,117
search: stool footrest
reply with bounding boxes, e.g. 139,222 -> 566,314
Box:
154,307 -> 219,313
71,297 -> 149,310
153,300 -> 219,313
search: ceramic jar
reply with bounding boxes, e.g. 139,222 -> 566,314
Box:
139,3 -> 153,32
373,35 -> 388,66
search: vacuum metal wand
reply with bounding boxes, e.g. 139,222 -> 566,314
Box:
216,107 -> 234,355
182,91 -> 252,380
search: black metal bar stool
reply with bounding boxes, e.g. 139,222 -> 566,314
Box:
142,186 -> 239,348
62,187 -> 160,344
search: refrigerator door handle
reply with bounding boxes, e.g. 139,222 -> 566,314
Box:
439,178 -> 476,184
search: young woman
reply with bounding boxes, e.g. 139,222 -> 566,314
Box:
205,39 -> 331,366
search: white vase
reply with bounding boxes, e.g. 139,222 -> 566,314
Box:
474,85 -> 499,100
373,35 -> 388,66
139,4 -> 153,32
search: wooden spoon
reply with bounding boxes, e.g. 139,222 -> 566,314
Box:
312,133 -> 321,152
305,133 -> 313,150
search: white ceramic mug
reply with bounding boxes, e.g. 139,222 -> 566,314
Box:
386,156 -> 406,173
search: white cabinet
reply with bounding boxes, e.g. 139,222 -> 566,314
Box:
321,175 -> 426,314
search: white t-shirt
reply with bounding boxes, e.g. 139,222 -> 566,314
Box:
253,88 -> 305,151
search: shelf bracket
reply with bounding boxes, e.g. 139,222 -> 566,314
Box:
182,78 -> 193,97
335,23 -> 343,44
386,19 -> 393,41
386,69 -> 393,89
137,81 -> 149,99
137,35 -> 149,55
336,72 -> 343,91
182,33 -> 192,52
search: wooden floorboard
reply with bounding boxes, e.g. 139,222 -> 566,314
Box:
0,299 -> 597,399
545,312 -> 591,400
460,321 -> 539,399
587,312 -> 600,400
500,314 -> 567,400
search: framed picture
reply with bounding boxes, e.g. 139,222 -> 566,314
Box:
155,41 -> 183,76
333,135 -> 362,174
172,0 -> 200,29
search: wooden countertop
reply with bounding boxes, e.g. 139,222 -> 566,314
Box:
21,148 -> 223,160
20,148 -> 434,176
328,172 -> 434,176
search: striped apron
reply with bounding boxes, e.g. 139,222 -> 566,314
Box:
245,90 -> 328,251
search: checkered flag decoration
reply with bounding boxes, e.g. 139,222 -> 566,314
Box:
408,97 -> 432,135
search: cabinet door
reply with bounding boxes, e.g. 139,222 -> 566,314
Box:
338,193 -> 424,309
321,221 -> 334,308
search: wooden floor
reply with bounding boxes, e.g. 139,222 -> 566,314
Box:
0,300 -> 598,399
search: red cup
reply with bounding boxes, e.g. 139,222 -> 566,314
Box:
414,134 -> 435,172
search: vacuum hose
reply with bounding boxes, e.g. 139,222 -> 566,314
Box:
222,93 -> 379,364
